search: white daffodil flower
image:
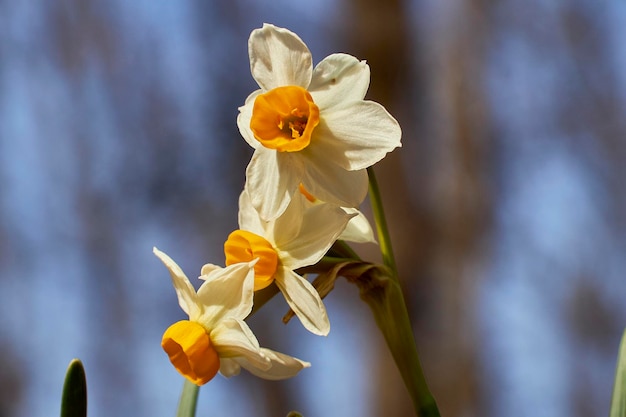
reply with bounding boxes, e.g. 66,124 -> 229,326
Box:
237,23 -> 402,221
153,247 -> 309,385
223,190 -> 355,336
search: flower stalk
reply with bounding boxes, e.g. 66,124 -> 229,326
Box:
365,167 -> 440,417
367,167 -> 398,274
176,380 -> 199,417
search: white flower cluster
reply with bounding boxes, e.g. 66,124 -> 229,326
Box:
154,24 -> 401,385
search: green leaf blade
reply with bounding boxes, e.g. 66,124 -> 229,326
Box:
610,329 -> 626,417
60,359 -> 87,417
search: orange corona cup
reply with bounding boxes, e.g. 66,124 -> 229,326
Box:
224,230 -> 279,290
250,86 -> 320,152
161,320 -> 220,385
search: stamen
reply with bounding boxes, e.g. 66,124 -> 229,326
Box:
298,184 -> 317,203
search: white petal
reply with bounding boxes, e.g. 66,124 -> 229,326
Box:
237,189 -> 267,237
300,153 -> 369,209
269,190 -> 307,246
274,268 -> 330,336
196,261 -> 256,325
237,90 -> 262,149
211,318 -> 271,371
245,147 -> 303,221
218,358 -> 241,378
339,208 -> 377,244
249,24 -> 312,90
309,54 -> 370,110
277,203 -> 354,269
199,263 -> 221,278
153,247 -> 198,318
235,348 -> 310,380
302,118 -> 352,170
312,101 -> 402,171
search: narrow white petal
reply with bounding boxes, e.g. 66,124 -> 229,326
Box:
235,348 -> 310,380
211,318 -> 271,371
245,147 -> 303,221
199,263 -> 221,277
249,24 -> 312,90
196,261 -> 256,324
153,247 -> 198,318
277,203 -> 354,269
274,268 -> 330,336
237,90 -> 262,149
312,101 -> 402,171
301,156 -> 368,209
339,208 -> 377,244
269,190 -> 307,246
237,189 -> 267,237
309,53 -> 370,110
218,358 -> 241,378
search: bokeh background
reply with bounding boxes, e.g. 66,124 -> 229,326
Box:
2,0 -> 626,416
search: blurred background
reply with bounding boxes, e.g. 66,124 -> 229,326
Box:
1,0 -> 626,416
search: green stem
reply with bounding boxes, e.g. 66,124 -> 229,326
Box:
366,167 -> 440,417
176,380 -> 199,417
367,167 -> 398,275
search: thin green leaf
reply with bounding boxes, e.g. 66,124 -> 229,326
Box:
60,359 -> 87,417
610,329 -> 626,417
176,380 -> 199,417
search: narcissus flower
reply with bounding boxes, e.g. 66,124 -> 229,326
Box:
154,247 -> 309,385
238,23 -> 402,221
224,190 -> 354,336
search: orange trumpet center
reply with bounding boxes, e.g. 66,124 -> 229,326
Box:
224,230 -> 279,291
161,320 -> 220,385
250,86 -> 320,152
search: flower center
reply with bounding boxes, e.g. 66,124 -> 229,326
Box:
250,86 -> 320,152
224,230 -> 279,290
161,320 -> 220,385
